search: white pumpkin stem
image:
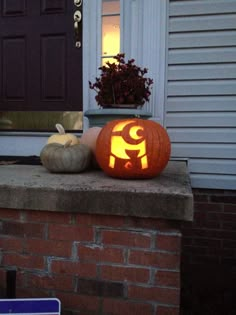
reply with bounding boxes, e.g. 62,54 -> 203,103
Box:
55,123 -> 65,135
64,140 -> 72,148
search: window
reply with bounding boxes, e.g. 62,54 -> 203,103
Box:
102,0 -> 120,64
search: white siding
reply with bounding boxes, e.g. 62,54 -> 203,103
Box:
166,0 -> 236,190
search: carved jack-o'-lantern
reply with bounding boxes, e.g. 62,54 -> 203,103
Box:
95,118 -> 171,179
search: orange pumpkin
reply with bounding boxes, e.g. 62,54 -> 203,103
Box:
80,127 -> 102,154
95,118 -> 171,179
80,126 -> 102,169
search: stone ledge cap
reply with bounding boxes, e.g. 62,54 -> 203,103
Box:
0,161 -> 193,221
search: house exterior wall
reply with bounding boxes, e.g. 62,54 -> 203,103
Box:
0,208 -> 181,315
166,0 -> 236,190
0,162 -> 193,315
181,188 -> 236,314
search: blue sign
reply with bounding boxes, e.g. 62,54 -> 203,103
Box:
0,298 -> 61,314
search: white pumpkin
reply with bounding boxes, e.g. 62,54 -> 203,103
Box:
40,140 -> 91,173
47,124 -> 79,146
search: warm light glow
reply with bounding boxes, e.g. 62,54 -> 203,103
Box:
102,22 -> 120,56
129,126 -> 144,140
108,120 -> 148,170
102,0 -> 120,65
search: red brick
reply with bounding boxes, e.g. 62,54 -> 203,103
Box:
193,211 -> 207,226
0,237 -> 23,252
126,217 -> 180,232
222,221 -> 236,230
224,204 -> 236,213
129,250 -> 180,269
211,195 -> 236,204
190,254 -> 220,264
156,234 -> 181,252
16,288 -> 52,299
27,274 -> 73,291
182,245 -> 206,256
1,221 -> 44,238
51,260 -> 97,278
223,239 -> 236,248
63,311 -> 80,315
208,212 -> 236,222
57,293 -> 100,312
156,305 -> 179,315
193,188 -> 220,196
100,265 -> 149,283
16,271 -> 26,287
48,224 -> 94,241
182,237 -> 192,246
182,227 -> 236,240
78,244 -> 124,264
26,210 -> 71,224
181,227 -> 206,238
205,220 -> 221,229
24,239 -> 72,258
101,230 -> 151,248
3,253 -> 44,270
208,229 -> 236,240
192,238 -> 221,248
76,213 -> 126,227
155,270 -> 180,288
103,298 -> 153,315
207,247 -> 235,257
128,285 -> 179,305
192,194 -> 209,202
0,208 -> 21,220
195,202 -> 223,212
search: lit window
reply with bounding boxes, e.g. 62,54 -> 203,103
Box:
102,0 -> 120,65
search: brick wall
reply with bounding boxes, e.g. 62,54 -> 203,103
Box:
181,189 -> 236,315
0,208 -> 182,315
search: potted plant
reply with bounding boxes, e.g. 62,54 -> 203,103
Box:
84,53 -> 153,127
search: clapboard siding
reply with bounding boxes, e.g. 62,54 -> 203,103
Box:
170,14 -> 236,32
169,47 -> 236,64
189,159 -> 236,175
169,31 -> 236,49
168,128 -> 236,143
190,174 -> 236,190
167,96 -> 236,112
170,0 -> 236,16
171,143 -> 236,159
167,113 -> 236,127
168,80 -> 236,96
166,0 -> 236,190
168,64 -> 236,80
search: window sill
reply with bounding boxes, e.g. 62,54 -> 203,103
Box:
0,161 -> 193,221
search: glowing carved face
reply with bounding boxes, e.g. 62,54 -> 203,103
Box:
109,120 -> 148,170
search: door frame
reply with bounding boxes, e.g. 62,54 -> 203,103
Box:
0,0 -> 167,157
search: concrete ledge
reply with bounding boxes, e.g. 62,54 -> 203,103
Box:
0,161 -> 193,221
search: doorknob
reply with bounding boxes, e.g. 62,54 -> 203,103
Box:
74,10 -> 82,48
74,0 -> 82,7
74,21 -> 81,48
74,10 -> 82,23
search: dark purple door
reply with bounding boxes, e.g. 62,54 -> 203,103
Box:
0,0 -> 82,111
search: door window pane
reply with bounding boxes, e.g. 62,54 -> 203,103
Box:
0,111 -> 82,131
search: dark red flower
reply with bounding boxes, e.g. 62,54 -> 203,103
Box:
89,53 -> 153,108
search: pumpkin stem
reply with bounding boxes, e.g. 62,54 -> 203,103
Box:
64,140 -> 72,148
55,123 -> 65,135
